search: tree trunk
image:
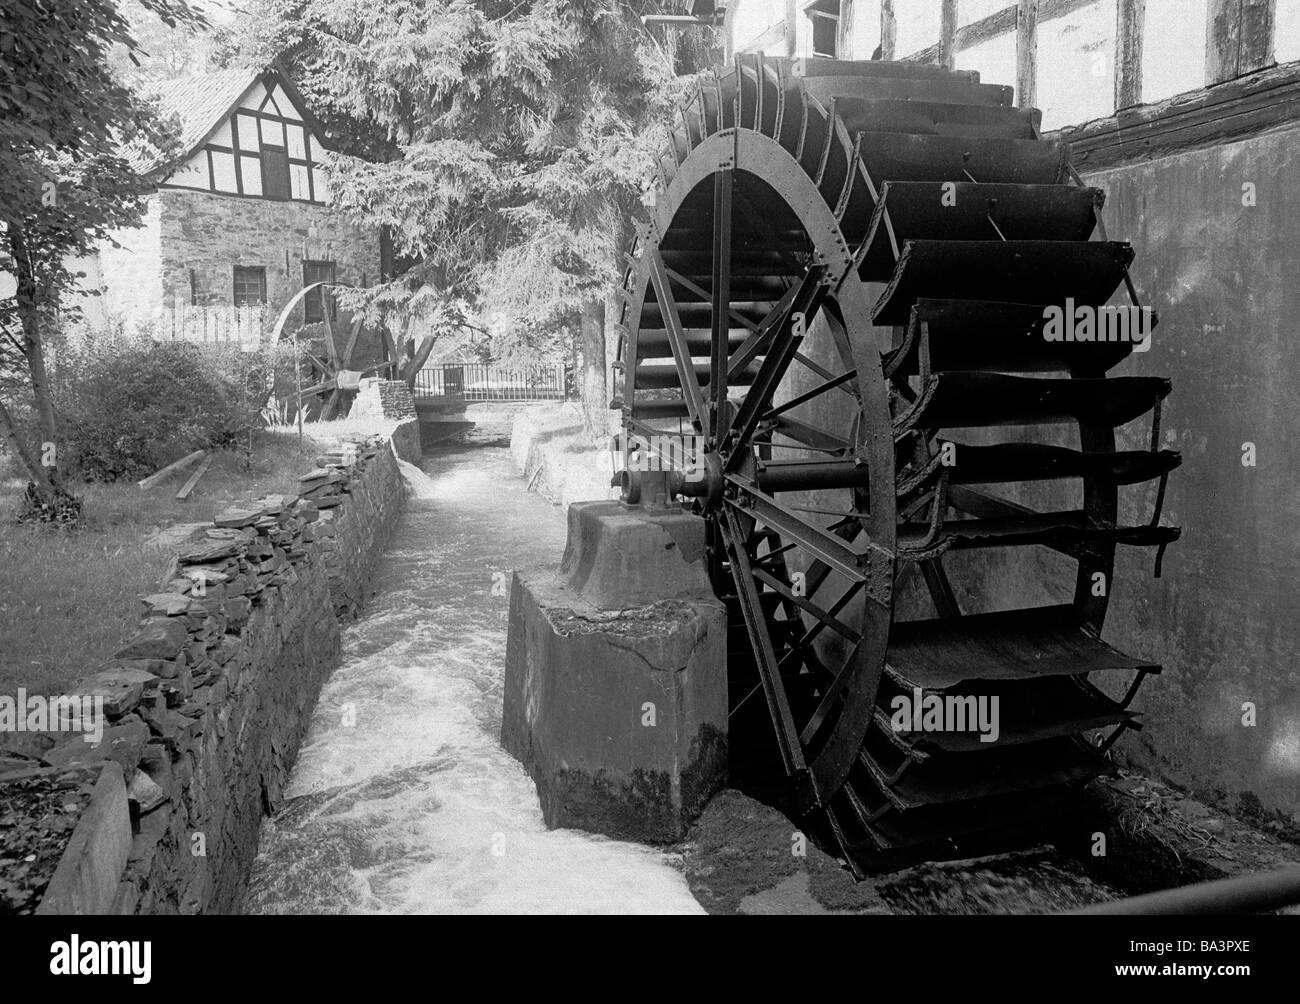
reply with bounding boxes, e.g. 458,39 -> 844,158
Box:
578,297 -> 607,440
0,393 -> 53,493
9,221 -> 63,495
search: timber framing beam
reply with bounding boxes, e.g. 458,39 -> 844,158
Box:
940,0 -> 958,70
740,0 -> 1293,171
881,0 -> 896,61
1018,0 -> 1039,112
907,0 -> 1096,67
1116,0 -> 1145,109
1208,0 -> 1277,83
837,0 -> 855,59
1053,58 -> 1300,171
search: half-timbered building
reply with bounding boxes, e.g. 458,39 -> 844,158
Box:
77,63 -> 380,343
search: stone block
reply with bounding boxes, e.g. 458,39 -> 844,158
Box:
502,554 -> 727,842
44,719 -> 151,773
70,668 -> 161,718
36,762 -> 132,915
558,500 -> 715,608
115,620 -> 188,661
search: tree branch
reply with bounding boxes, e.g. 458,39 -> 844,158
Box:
0,392 -> 52,492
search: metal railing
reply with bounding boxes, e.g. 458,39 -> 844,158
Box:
413,363 -> 568,402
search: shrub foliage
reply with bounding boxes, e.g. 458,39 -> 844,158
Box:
54,337 -> 278,481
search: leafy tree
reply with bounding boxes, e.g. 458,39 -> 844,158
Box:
227,0 -> 716,381
106,0 -> 217,85
0,0 -> 206,520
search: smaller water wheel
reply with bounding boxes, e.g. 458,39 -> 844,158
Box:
298,314 -> 371,420
270,282 -> 434,420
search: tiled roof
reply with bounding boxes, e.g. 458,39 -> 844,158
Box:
133,64 -> 261,173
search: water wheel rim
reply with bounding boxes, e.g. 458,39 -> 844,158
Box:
619,127 -> 897,808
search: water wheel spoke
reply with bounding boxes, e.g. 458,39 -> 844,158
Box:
663,266 -> 760,334
794,577 -> 866,652
726,478 -> 883,587
751,566 -> 861,644
762,368 -> 857,422
799,638 -> 864,746
646,244 -> 709,434
722,267 -> 830,463
727,282 -> 802,378
767,415 -> 852,454
710,167 -> 733,430
918,557 -> 961,619
720,508 -> 810,784
793,350 -> 858,397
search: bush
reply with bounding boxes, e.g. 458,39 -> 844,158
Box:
54,335 -> 280,481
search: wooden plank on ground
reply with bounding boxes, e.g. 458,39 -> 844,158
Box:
175,452 -> 214,501
137,449 -> 205,491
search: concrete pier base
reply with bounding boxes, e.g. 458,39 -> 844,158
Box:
502,501 -> 728,842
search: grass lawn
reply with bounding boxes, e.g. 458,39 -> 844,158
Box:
0,420 -> 377,702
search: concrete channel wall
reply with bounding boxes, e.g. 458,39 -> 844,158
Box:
1074,125 -> 1300,822
24,423 -> 418,915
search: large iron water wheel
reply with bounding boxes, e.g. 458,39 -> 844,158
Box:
611,55 -> 1181,873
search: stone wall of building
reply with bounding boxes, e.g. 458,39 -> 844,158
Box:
19,436 -> 409,914
152,188 -> 383,364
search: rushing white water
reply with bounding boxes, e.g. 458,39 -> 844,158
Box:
243,444 -> 703,915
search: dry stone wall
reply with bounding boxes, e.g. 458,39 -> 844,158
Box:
15,435 -> 409,914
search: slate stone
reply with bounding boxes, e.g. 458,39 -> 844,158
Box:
178,539 -> 240,564
127,767 -> 168,812
138,743 -> 172,790
297,468 -> 342,486
138,705 -> 196,751
140,592 -> 190,616
114,619 -> 187,662
105,657 -> 182,679
82,668 -> 162,714
214,508 -> 261,529
224,573 -> 256,596
182,567 -> 230,590
0,751 -> 47,777
44,719 -> 150,773
222,597 -> 252,631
